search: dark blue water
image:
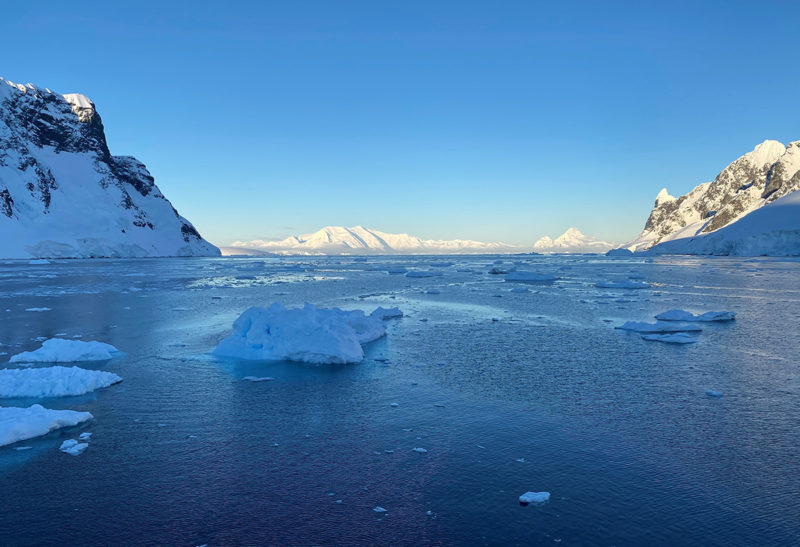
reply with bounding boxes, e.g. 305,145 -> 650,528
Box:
1,255 -> 798,545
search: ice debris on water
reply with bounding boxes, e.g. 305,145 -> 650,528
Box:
706,390 -> 723,397
370,306 -> 403,320
505,271 -> 556,283
413,447 -> 428,453
59,439 -> 88,456
519,491 -> 550,505
616,321 -> 702,333
242,376 -> 275,382
373,506 -> 387,513
641,333 -> 698,344
596,280 -> 651,289
654,310 -> 736,322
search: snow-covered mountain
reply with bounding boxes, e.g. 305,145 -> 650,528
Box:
0,78 -> 219,258
532,227 -> 615,253
228,226 -> 523,255
646,188 -> 800,256
624,140 -> 800,252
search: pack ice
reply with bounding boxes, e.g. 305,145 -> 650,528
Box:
0,404 -> 92,447
0,366 -> 122,397
213,303 -> 397,364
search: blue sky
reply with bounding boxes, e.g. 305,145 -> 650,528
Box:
2,1 -> 799,246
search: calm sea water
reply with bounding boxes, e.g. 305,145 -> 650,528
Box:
0,255 -> 798,546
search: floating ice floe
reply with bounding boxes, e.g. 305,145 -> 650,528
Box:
0,404 -> 93,447
59,439 -> 88,456
519,491 -> 550,505
373,506 -> 387,513
654,310 -> 736,322
370,307 -> 403,320
24,307 -> 51,312
641,333 -> 698,344
0,366 -> 122,397
387,267 -> 408,275
9,339 -> 121,363
413,447 -> 428,453
213,303 -> 389,364
706,390 -> 723,397
596,280 -> 651,289
616,321 -> 702,333
405,271 -> 443,278
242,376 -> 275,382
505,271 -> 556,283
79,432 -> 92,440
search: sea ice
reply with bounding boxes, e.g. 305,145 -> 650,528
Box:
519,491 -> 550,505
654,310 -> 736,322
213,303 -> 388,364
373,506 -> 387,513
9,339 -> 121,363
596,280 -> 651,289
413,447 -> 428,453
24,307 -> 51,312
505,271 -> 556,283
640,333 -> 698,344
0,404 -> 93,447
59,439 -> 88,456
0,366 -> 122,397
405,271 -> 443,278
242,376 -> 275,382
616,321 -> 702,333
706,390 -> 724,397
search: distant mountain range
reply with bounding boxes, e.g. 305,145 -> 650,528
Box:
0,78 -> 219,258
624,140 -> 800,254
532,227 -> 615,253
225,226 -> 525,255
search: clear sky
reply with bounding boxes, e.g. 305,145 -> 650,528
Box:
2,1 -> 799,246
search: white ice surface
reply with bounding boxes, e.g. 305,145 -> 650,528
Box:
0,404 -> 92,447
655,310 -> 736,322
9,339 -> 121,363
59,438 -> 88,455
213,303 -> 388,364
0,366 -> 122,397
519,491 -> 550,504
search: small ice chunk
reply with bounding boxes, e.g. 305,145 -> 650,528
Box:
655,310 -> 736,322
390,403 -> 399,407
373,506 -> 387,513
370,306 -> 403,320
413,447 -> 428,453
706,390 -> 723,397
59,439 -> 88,456
616,321 -> 702,333
242,376 -> 275,382
10,339 -> 121,363
641,333 -> 698,344
24,307 -> 51,312
519,491 -> 550,505
13,446 -> 32,451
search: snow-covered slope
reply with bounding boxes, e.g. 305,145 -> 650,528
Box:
532,227 -> 614,254
229,226 -> 523,255
646,189 -> 800,256
625,140 -> 800,252
0,78 -> 219,258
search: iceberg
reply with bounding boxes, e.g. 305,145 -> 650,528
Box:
9,339 -> 121,363
0,366 -> 122,397
654,310 -> 736,322
0,404 -> 92,447
213,303 -> 388,364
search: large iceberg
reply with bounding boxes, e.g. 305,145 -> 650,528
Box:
213,303 -> 389,364
0,366 -> 122,397
0,404 -> 92,447
10,339 -> 121,363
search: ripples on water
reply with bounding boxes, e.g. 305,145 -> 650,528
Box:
0,255 -> 798,545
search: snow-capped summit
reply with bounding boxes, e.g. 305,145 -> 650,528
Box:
624,139 -> 800,252
532,228 -> 614,253
228,226 -> 523,255
0,78 -> 219,258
